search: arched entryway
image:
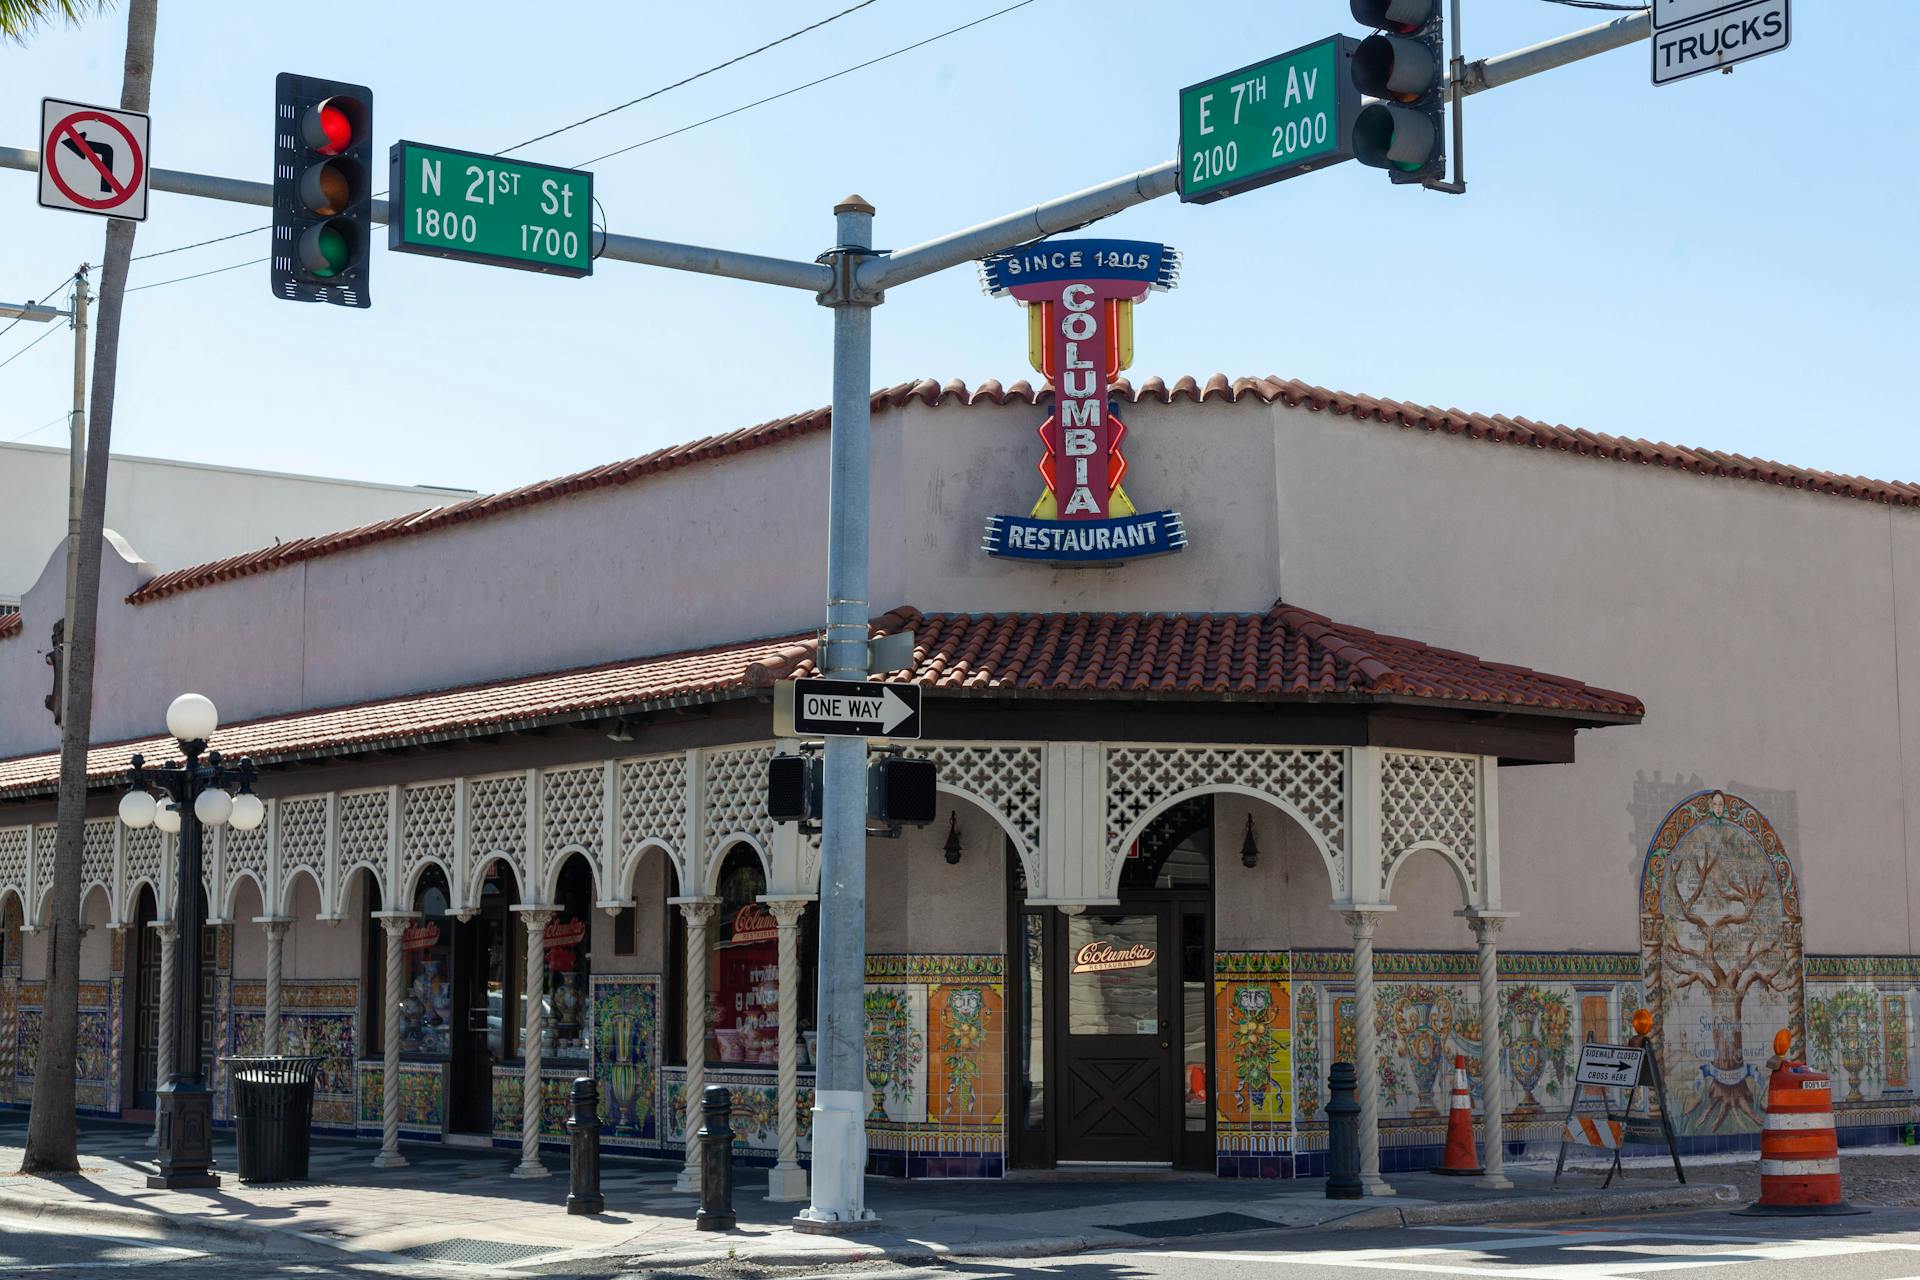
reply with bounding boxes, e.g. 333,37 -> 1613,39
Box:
1010,796 -> 1217,1170
127,884 -> 162,1113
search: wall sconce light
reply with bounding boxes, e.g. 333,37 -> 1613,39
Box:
1240,813 -> 1260,869
943,811 -> 963,865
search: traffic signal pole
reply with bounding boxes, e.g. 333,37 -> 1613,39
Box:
1,7 -> 1661,1222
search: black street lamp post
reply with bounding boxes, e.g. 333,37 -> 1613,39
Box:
118,693 -> 263,1191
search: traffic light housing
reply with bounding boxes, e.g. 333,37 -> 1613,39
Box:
1351,0 -> 1446,185
869,757 -> 937,827
272,73 -> 372,307
767,753 -> 822,824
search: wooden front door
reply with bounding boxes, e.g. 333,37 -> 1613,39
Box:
131,890 -> 161,1109
1057,906 -> 1176,1163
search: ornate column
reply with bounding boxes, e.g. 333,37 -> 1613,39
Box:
258,917 -> 292,1056
1464,911 -> 1514,1188
673,897 -> 719,1194
765,897 -> 811,1202
371,913 -> 414,1169
148,918 -> 177,1148
1344,908 -> 1393,1196
514,907 -> 556,1178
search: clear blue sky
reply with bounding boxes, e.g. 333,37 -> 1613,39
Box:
1,2 -> 1909,495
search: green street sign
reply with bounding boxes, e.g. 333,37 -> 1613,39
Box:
388,141 -> 593,277
1178,36 -> 1359,204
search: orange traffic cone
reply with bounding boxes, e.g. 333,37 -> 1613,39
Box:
1432,1053 -> 1483,1176
1735,1030 -> 1866,1216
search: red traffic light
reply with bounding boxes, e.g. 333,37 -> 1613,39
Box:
1352,0 -> 1435,35
301,95 -> 363,156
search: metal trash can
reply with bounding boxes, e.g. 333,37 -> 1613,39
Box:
227,1055 -> 321,1183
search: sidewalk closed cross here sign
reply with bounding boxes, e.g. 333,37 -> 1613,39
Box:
38,97 -> 150,221
1574,1042 -> 1646,1088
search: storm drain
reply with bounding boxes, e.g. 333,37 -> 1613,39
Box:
392,1238 -> 562,1265
1097,1211 -> 1281,1239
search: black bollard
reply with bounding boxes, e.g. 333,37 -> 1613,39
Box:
566,1076 -> 604,1215
1325,1061 -> 1363,1200
695,1085 -> 736,1232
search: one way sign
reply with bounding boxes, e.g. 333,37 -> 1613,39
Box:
775,678 -> 922,739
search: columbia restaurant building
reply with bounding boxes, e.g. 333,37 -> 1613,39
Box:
3,239 -> 1918,1193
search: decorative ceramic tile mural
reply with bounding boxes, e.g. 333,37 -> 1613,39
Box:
1640,791 -> 1802,1137
1800,957 -> 1920,1124
356,1061 -> 446,1136
863,954 -> 1004,1164
660,1066 -> 814,1153
1216,952 -> 1291,1159
491,1066 -> 572,1139
592,975 -> 659,1144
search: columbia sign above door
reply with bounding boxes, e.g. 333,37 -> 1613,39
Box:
978,239 -> 1188,565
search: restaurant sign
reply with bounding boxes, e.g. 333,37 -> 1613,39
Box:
1071,940 -> 1158,973
977,238 -> 1187,565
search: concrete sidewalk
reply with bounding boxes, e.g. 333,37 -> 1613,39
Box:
0,1116 -> 1735,1271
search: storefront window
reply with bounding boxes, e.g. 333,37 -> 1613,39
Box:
398,866 -> 453,1057
710,846 -> 778,1065
541,855 -> 594,1065
1067,912 -> 1160,1036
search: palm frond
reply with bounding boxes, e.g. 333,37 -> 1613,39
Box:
0,0 -> 114,45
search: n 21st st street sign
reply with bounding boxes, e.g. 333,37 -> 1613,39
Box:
1178,35 -> 1359,204
774,678 -> 922,740
388,140 -> 593,277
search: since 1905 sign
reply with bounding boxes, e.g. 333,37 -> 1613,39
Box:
976,238 -> 1187,566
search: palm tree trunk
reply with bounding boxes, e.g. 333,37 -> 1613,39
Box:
21,0 -> 157,1175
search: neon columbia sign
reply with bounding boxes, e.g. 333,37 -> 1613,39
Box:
977,238 -> 1187,565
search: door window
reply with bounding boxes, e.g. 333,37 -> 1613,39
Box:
1067,913 -> 1160,1035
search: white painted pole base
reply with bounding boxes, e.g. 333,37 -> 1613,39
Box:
673,1147 -> 701,1194
371,1149 -> 408,1170
511,1157 -> 549,1179
1362,1174 -> 1396,1196
766,1163 -> 810,1202
793,1091 -> 877,1232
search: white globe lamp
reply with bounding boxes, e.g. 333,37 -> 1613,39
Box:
154,800 -> 181,835
165,692 -> 219,743
194,788 -> 233,828
228,791 -> 265,832
118,790 -> 157,829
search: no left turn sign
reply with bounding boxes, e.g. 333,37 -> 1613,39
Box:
38,96 -> 149,221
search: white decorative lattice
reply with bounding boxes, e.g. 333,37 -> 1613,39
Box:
1380,750 -> 1478,894
81,818 -> 115,891
279,795 -> 327,889
618,754 -> 685,864
542,765 -> 602,853
904,743 -> 1043,859
701,745 -> 774,864
400,782 -> 455,891
222,812 -> 269,910
0,827 -> 26,900
123,824 -> 164,902
468,774 -> 527,855
1104,746 -> 1347,889
337,789 -> 389,888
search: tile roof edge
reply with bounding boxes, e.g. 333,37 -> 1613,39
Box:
118,378 -> 1920,608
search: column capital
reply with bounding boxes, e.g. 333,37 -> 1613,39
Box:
1458,908 -> 1515,941
254,915 -> 294,932
671,896 -> 721,925
763,897 -> 812,926
1339,904 -> 1394,937
150,918 -> 178,941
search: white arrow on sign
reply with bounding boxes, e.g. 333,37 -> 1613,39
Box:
800,687 -> 915,734
877,687 -> 914,734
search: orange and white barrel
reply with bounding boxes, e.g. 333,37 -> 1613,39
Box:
1735,1058 -> 1865,1216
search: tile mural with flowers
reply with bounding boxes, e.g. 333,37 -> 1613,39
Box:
491,1066 -> 574,1139
355,1061 -> 446,1136
660,1067 -> 815,1154
592,975 -> 658,1144
1215,952 -> 1292,1157
10,981 -> 112,1111
864,954 -> 1004,1160
230,980 -> 359,1128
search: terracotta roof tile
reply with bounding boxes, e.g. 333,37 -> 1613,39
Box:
0,601 -> 1638,800
115,378 -> 1920,608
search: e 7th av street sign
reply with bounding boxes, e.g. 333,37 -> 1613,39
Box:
1178,36 -> 1358,204
775,678 -> 922,740
388,141 -> 593,276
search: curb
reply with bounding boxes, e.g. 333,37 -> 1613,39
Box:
0,1186 -> 346,1258
0,1180 -> 1743,1269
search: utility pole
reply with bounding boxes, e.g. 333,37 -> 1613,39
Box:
0,1 -> 1674,1214
59,266 -> 90,719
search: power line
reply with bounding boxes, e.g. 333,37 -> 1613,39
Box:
5,412 -> 69,445
0,272 -> 76,344
577,1 -> 1037,168
126,3 -> 884,268
125,256 -> 269,293
0,324 -> 63,374
501,0 -> 881,157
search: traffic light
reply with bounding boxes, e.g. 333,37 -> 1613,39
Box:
1350,0 -> 1446,184
767,753 -> 822,824
271,73 -> 372,307
868,757 -> 937,827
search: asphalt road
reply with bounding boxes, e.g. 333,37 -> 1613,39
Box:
12,1205 -> 1920,1279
